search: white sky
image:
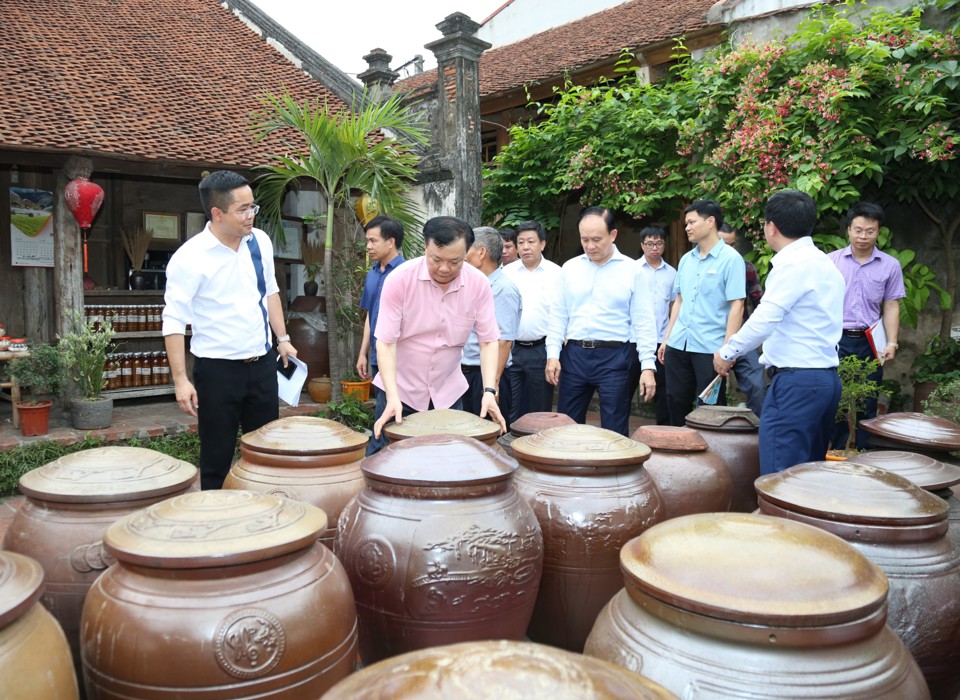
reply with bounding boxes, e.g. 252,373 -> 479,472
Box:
249,1 -> 506,78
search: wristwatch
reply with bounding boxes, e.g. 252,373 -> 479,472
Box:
886,342 -> 899,350
277,335 -> 291,344
484,386 -> 498,396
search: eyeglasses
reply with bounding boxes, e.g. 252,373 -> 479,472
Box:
231,204 -> 260,219
642,240 -> 665,249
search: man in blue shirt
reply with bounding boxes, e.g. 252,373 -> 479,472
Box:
637,226 -> 677,425
659,200 -> 745,426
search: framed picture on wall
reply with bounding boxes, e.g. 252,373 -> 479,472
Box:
143,211 -> 181,241
275,217 -> 304,262
184,212 -> 206,239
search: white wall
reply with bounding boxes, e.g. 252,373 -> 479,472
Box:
476,0 -> 628,49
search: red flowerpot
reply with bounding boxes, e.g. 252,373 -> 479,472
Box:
17,399 -> 53,437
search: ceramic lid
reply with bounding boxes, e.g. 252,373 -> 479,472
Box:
361,434 -> 517,487
631,425 -> 708,452
684,405 -> 759,431
755,461 -> 948,526
103,490 -> 327,569
510,411 -> 576,437
860,412 -> 960,451
240,416 -> 368,455
18,446 -> 198,504
846,450 -> 960,490
0,551 -> 45,629
383,409 -> 500,443
510,425 -> 651,470
621,513 -> 887,627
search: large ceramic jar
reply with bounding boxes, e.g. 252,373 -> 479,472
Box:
384,408 -> 501,447
631,425 -> 733,520
497,411 -> 576,453
224,416 -> 367,547
684,405 -> 760,512
510,425 -> 664,651
585,513 -> 929,699
335,434 -> 542,664
81,491 -> 357,699
321,639 -> 678,700
2,446 -> 197,670
861,412 -> 960,458
756,462 -> 960,700
0,551 -> 79,700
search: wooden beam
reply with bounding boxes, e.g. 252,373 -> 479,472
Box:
54,157 -> 91,338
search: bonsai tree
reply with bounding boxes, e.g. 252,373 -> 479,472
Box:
835,355 -> 881,456
57,310 -> 115,400
8,343 -> 65,403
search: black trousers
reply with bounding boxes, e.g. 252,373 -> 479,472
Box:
194,351 -> 278,490
653,356 -> 670,425
460,365 -> 512,428
664,345 -> 726,427
506,342 -> 554,423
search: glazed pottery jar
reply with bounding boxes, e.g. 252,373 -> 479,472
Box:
334,434 -> 542,664
860,412 -> 960,455
510,425 -> 663,651
2,446 -> 197,671
585,513 -> 929,699
0,551 -> 79,700
81,491 -> 357,699
224,416 -> 367,547
384,408 -> 501,446
497,411 -> 576,453
631,425 -> 733,520
320,639 -> 678,700
756,462 -> 960,700
684,405 -> 760,512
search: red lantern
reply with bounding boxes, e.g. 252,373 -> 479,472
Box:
65,177 -> 104,272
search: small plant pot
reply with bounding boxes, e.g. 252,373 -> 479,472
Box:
17,400 -> 53,437
825,450 -> 849,461
340,379 -> 371,402
71,396 -> 113,430
308,377 -> 332,403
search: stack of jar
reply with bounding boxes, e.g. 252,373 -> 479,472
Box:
102,351 -> 171,390
84,304 -> 163,332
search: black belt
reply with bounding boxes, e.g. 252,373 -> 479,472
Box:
461,364 -> 481,374
515,337 -> 546,347
843,329 -> 868,338
767,366 -> 835,379
204,354 -> 267,364
568,339 -> 628,349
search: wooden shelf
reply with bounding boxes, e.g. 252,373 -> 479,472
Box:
103,385 -> 175,399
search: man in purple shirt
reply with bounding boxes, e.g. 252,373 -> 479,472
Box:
828,202 -> 905,449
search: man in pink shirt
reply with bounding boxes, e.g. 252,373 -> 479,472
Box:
370,216 -> 507,451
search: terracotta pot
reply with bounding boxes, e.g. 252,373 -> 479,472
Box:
81,491 -> 357,699
756,462 -> 960,700
224,416 -> 367,548
860,412 -> 960,453
16,399 -> 52,437
307,376 -> 331,403
340,379 -> 371,401
286,295 -> 329,380
0,551 -> 79,700
630,425 -> 733,519
685,405 -> 760,512
585,513 -> 929,699
322,639 -> 678,700
334,435 -> 543,664
497,411 -> 576,456
509,425 -> 664,651
914,380 -> 938,412
384,408 -> 501,447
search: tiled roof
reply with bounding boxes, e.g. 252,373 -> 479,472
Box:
0,0 -> 345,168
399,0 -> 717,98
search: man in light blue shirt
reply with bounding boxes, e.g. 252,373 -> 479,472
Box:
638,226 -> 676,425
546,207 -> 657,435
714,190 -> 844,474
659,200 -> 745,426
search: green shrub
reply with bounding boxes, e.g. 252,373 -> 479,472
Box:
923,378 -> 960,425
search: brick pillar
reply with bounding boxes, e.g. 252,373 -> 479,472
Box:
358,48 -> 399,103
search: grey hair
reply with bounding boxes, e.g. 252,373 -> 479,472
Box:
471,227 -> 503,264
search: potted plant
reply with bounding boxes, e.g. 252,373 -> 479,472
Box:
339,371 -> 372,402
58,310 -> 116,430
922,378 -> 960,424
119,226 -> 153,290
830,355 -> 881,459
300,234 -> 324,297
910,336 -> 960,411
318,394 -> 374,434
8,343 -> 65,436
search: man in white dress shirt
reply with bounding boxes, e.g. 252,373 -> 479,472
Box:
637,226 -> 676,425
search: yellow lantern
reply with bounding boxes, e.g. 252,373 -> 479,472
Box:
354,193 -> 380,226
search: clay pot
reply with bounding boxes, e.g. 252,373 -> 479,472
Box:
630,425 -> 733,519
286,295 -> 329,380
585,513 -> 929,699
307,376 -> 332,403
510,425 -> 664,651
2,446 -> 197,676
334,435 -> 543,664
860,412 -> 960,454
0,551 -> 79,700
16,399 -> 53,437
224,416 -> 367,548
756,462 -> 960,700
384,408 -> 501,447
684,405 -> 760,512
498,411 -> 576,454
81,491 -> 357,699
322,639 -> 678,700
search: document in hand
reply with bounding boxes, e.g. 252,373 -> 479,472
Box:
864,319 -> 887,365
698,374 -> 723,405
276,355 -> 308,406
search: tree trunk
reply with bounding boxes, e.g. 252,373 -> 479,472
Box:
916,196 -> 958,340
324,207 -> 342,401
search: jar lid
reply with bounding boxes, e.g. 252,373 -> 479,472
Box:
755,462 -> 948,526
361,434 -> 517,486
383,409 -> 501,443
631,425 -> 707,452
19,446 -> 198,503
684,405 -> 759,431
240,416 -> 368,455
103,491 -> 327,568
621,513 -> 887,627
510,425 -> 651,469
510,411 -> 576,437
846,450 -> 960,490
0,551 -> 45,629
860,412 -> 960,451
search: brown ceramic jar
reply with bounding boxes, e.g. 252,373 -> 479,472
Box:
334,434 -> 542,665
81,491 -> 357,699
497,411 -> 576,453
510,425 -> 664,651
0,551 -> 79,700
585,513 -> 929,699
861,412 -> 960,454
756,462 -> 960,700
224,416 -> 367,547
684,405 -> 760,512
631,425 -> 733,519
2,446 -> 197,673
384,408 -> 501,446
320,639 -> 678,700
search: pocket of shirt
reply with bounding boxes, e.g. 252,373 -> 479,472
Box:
452,314 -> 476,328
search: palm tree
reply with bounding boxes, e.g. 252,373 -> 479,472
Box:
254,89 -> 428,397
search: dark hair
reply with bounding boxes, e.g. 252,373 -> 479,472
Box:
764,190 -> 817,239
516,220 -> 546,242
684,200 -> 724,230
845,202 -> 885,228
423,216 -> 474,250
639,226 -> 667,243
198,170 -> 249,219
365,215 -> 404,250
499,227 -> 517,245
719,223 -> 735,235
472,228 -> 503,264
580,206 -> 615,231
